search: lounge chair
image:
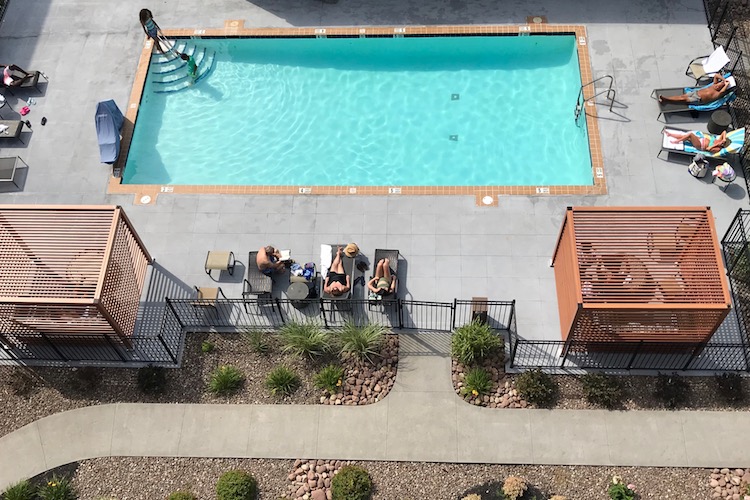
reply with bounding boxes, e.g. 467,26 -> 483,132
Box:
243,251 -> 274,311
651,74 -> 736,120
0,120 -> 25,144
685,46 -> 731,83
658,126 -> 745,161
1,64 -> 47,94
368,249 -> 399,308
320,244 -> 354,300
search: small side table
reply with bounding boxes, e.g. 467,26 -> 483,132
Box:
708,110 -> 732,135
287,281 -> 311,308
713,170 -> 737,191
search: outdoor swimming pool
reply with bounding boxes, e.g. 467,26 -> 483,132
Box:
123,35 -> 593,187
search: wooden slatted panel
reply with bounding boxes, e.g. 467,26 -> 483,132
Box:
572,208 -> 729,305
0,303 -> 112,335
99,214 -> 151,337
552,211 -> 581,341
0,207 -> 113,300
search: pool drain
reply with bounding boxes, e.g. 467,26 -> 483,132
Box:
452,94 -> 460,100
449,135 -> 458,141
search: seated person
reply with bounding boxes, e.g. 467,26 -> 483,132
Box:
664,129 -> 730,154
323,246 -> 350,297
257,245 -> 286,275
367,258 -> 397,297
658,73 -> 731,104
2,65 -> 34,88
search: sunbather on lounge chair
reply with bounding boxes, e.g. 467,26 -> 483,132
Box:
323,246 -> 351,297
257,245 -> 286,275
368,258 -> 397,297
664,129 -> 730,154
658,74 -> 730,104
2,65 -> 33,87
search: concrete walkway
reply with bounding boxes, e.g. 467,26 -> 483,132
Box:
1,332 -> 750,489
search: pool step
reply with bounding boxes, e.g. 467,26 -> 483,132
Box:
149,41 -> 215,93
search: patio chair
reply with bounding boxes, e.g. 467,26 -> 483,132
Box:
191,285 -> 226,322
685,46 -> 731,82
320,244 -> 354,300
0,120 -> 26,144
243,250 -> 274,313
0,156 -> 28,189
658,126 -> 745,161
204,250 -> 235,280
365,248 -> 399,306
651,74 -> 736,120
1,64 -> 47,94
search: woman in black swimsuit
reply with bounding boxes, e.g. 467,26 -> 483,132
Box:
324,247 -> 351,297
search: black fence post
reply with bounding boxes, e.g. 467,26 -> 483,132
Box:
451,298 -> 457,330
507,299 -> 516,332
166,298 -> 185,328
509,334 -> 519,368
559,340 -> 571,368
275,297 -> 285,326
397,299 -> 404,329
157,333 -> 178,364
626,340 -> 643,369
39,333 -> 68,361
320,300 -> 329,329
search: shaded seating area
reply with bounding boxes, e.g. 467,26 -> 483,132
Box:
0,205 -> 153,351
551,207 -> 731,347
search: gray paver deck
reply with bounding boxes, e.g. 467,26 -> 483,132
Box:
2,332 -> 750,490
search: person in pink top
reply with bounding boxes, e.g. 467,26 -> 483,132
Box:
2,65 -> 33,87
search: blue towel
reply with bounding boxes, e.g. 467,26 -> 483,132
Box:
685,73 -> 735,111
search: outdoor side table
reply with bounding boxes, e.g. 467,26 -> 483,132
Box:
707,110 -> 732,135
713,169 -> 737,191
204,250 -> 235,279
287,281 -> 311,308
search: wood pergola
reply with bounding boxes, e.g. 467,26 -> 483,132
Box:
551,206 -> 732,346
0,205 -> 152,344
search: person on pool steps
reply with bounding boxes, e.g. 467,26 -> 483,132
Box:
139,8 -> 170,54
180,53 -> 198,84
324,247 -> 351,297
658,73 -> 732,104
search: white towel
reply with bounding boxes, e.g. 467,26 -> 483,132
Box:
662,129 -> 685,151
0,124 -> 7,134
704,46 -> 730,74
320,244 -> 333,279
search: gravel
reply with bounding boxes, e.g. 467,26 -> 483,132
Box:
50,458 -> 718,499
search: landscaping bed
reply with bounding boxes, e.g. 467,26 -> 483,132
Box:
0,328 -> 398,438
29,457 -> 725,499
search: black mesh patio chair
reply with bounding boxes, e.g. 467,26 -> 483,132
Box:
243,251 -> 274,313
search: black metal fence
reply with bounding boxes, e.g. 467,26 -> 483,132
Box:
165,297 -> 516,333
722,209 -> 750,363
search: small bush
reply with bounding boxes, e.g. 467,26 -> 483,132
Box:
7,370 -> 36,396
608,479 -> 635,500
215,470 -> 258,500
137,365 -> 167,394
266,365 -> 300,397
37,474 -> 76,500
715,372 -> 745,403
201,340 -> 215,353
338,322 -> 386,363
2,479 -> 35,500
168,492 -> 197,500
331,465 -> 372,500
279,322 -> 331,359
243,330 -> 270,355
460,367 -> 493,397
451,320 -> 502,366
314,364 -> 344,394
653,372 -> 690,409
502,476 -> 527,500
580,373 -> 623,409
209,365 -> 245,395
515,369 -> 557,406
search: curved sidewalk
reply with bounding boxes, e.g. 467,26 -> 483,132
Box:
2,333 -> 749,490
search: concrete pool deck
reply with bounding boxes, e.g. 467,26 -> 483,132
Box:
0,0 -> 745,345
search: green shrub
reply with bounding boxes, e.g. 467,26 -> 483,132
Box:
451,320 -> 502,365
607,481 -> 635,500
209,365 -> 245,395
331,465 -> 372,500
266,365 -> 300,396
653,373 -> 690,409
215,470 -> 258,500
515,369 -> 557,406
2,479 -> 35,500
715,372 -> 745,403
201,340 -> 215,353
37,474 -> 76,500
168,491 -> 197,500
460,367 -> 493,397
580,373 -> 623,409
137,366 -> 167,394
314,364 -> 344,394
337,322 -> 386,363
279,322 -> 331,359
243,330 -> 270,355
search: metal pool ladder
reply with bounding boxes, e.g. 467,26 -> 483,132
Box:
575,75 -> 616,124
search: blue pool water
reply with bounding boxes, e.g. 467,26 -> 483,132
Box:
123,35 -> 592,186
